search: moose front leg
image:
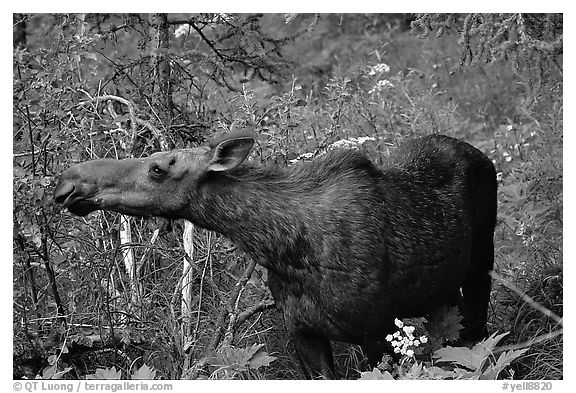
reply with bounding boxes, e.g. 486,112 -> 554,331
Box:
293,330 -> 335,379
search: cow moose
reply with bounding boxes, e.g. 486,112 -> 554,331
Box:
54,132 -> 497,379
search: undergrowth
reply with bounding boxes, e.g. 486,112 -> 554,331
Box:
13,15 -> 562,380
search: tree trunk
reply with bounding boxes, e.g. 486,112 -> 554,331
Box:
148,14 -> 196,367
13,14 -> 27,48
149,13 -> 174,141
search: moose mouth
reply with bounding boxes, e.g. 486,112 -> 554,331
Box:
65,199 -> 99,216
54,184 -> 100,216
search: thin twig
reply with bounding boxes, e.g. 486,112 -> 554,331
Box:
210,259 -> 258,350
490,271 -> 563,325
221,259 -> 258,347
14,150 -> 41,157
494,328 -> 563,354
235,299 -> 275,327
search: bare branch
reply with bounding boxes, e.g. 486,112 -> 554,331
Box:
494,328 -> 563,354
222,259 -> 258,347
235,299 -> 275,327
491,271 -> 563,325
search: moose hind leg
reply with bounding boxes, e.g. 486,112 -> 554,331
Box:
461,236 -> 494,342
293,331 -> 335,379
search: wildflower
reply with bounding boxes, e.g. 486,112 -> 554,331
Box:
216,13 -> 232,22
403,325 -> 415,335
386,319 -> 429,360
369,79 -> 394,94
329,136 -> 376,150
289,152 -> 314,164
368,63 -> 390,75
174,25 -> 189,38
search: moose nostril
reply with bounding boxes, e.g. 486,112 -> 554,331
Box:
54,182 -> 75,204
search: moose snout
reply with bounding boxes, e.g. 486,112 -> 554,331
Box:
54,180 -> 75,206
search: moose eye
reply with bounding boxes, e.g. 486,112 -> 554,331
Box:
150,164 -> 165,179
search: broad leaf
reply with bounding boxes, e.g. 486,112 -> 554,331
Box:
433,346 -> 483,370
423,366 -> 456,379
359,368 -> 394,380
425,306 -> 463,346
491,348 -> 530,377
131,364 -> 157,380
87,367 -> 122,380
42,364 -> 73,380
401,361 -> 424,379
247,346 -> 276,369
433,332 -> 510,370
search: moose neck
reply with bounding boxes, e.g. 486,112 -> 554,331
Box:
188,166 -> 310,271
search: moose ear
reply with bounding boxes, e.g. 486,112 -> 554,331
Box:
206,136 -> 255,172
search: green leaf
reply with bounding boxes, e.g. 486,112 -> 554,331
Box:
87,367 -> 122,380
401,361 -> 424,379
359,368 -> 394,380
481,332 -> 509,351
423,366 -> 456,379
434,345 -> 483,370
493,348 -> 530,374
247,346 -> 276,369
131,364 -> 157,380
52,254 -> 67,265
210,344 -> 276,372
83,52 -> 98,61
42,364 -> 73,379
69,333 -> 95,347
433,332 -> 510,371
452,367 -> 482,380
479,365 -> 499,380
425,306 -> 463,346
47,354 -> 58,365
13,166 -> 26,178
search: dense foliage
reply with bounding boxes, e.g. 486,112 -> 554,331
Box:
13,13 -> 562,380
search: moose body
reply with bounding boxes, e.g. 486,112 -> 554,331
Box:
54,133 -> 497,379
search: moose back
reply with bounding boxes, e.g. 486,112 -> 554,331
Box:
54,132 -> 497,379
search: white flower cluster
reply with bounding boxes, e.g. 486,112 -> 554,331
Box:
329,136 -> 376,150
385,319 -> 428,358
174,15 -> 232,38
368,63 -> 391,75
174,25 -> 189,38
369,79 -> 395,94
289,136 -> 377,164
289,152 -> 315,164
